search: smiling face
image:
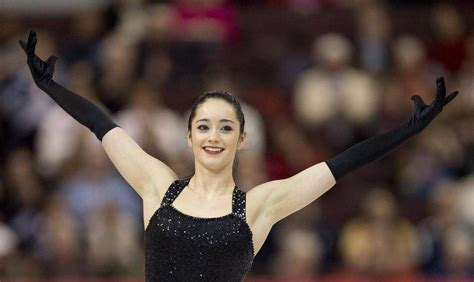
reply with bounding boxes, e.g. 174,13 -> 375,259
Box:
187,98 -> 246,173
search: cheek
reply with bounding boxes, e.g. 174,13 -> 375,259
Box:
189,133 -> 207,150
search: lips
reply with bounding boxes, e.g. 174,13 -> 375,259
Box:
203,146 -> 225,155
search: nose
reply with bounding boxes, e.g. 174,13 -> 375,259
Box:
207,129 -> 220,143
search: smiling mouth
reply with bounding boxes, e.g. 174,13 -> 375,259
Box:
203,147 -> 225,154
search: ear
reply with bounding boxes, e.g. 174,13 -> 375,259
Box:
237,131 -> 247,150
187,131 -> 192,148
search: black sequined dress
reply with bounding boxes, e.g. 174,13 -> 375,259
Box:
145,179 -> 255,281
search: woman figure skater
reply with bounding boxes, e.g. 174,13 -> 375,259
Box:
19,31 -> 459,281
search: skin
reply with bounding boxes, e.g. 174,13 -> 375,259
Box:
102,97 -> 336,256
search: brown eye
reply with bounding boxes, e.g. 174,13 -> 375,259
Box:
222,126 -> 233,131
197,125 -> 208,130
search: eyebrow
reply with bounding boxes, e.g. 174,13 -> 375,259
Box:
196,118 -> 234,124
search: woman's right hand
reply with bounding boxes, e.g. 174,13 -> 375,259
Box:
408,77 -> 459,133
19,30 -> 57,86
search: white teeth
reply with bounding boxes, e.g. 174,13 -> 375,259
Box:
204,147 -> 223,152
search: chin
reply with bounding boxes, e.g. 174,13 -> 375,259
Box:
203,161 -> 227,171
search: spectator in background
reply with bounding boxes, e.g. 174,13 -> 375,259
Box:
272,227 -> 323,276
165,0 -> 240,80
428,3 -> 468,75
57,138 -> 141,227
84,203 -> 143,276
293,33 -> 378,147
4,148 -> 44,253
35,194 -> 82,275
2,148 -> 44,277
61,8 -> 107,65
355,1 -> 391,76
417,180 -> 474,277
169,0 -> 240,45
441,226 -> 474,278
381,36 -> 439,130
97,33 -> 138,112
116,80 -> 189,176
339,188 -> 419,279
268,119 -> 328,177
270,203 -> 334,276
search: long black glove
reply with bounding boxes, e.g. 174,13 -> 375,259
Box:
19,30 -> 117,141
325,77 -> 459,181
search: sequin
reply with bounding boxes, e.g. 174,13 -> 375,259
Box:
145,179 -> 255,281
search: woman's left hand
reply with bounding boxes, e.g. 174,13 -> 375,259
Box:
408,77 -> 459,132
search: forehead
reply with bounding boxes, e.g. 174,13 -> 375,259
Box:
194,99 -> 237,122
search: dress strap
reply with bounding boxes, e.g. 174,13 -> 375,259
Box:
232,187 -> 247,221
160,179 -> 189,207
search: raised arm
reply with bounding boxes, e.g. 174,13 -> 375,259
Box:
249,78 -> 459,225
20,31 -> 177,198
101,128 -> 178,198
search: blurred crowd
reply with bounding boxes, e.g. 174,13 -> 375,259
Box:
0,0 -> 473,280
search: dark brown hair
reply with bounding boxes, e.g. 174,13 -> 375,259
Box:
187,91 -> 245,135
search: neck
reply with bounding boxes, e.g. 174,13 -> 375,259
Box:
189,164 -> 235,197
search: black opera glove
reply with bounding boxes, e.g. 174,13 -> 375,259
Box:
19,30 -> 118,141
325,77 -> 459,182
19,30 -> 57,88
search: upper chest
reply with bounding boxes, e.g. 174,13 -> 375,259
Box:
170,186 -> 265,229
171,189 -> 234,218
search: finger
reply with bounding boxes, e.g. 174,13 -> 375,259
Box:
443,91 -> 459,106
27,30 -> 36,44
30,36 -> 37,52
26,31 -> 37,53
411,95 -> 426,110
436,77 -> 446,101
46,56 -> 57,72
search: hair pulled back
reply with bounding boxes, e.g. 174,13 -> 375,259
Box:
187,91 -> 245,135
